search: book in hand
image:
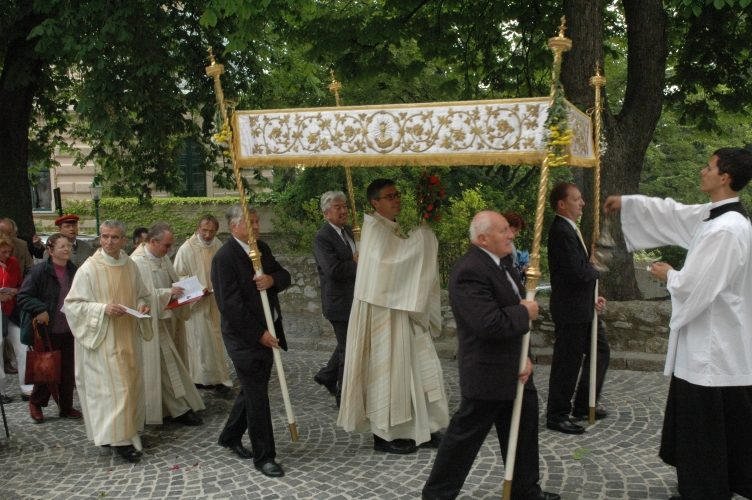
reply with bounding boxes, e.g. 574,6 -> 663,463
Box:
165,276 -> 209,310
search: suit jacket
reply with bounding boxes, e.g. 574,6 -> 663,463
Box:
313,223 -> 356,322
547,215 -> 599,324
211,237 -> 291,360
449,245 -> 532,401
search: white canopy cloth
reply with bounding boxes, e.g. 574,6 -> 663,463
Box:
234,97 -> 594,168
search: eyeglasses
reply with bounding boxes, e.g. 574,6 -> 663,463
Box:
377,191 -> 401,201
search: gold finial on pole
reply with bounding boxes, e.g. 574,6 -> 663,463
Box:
558,15 -> 567,38
205,49 -> 299,442
547,16 -> 573,96
328,70 -> 361,243
328,69 -> 342,108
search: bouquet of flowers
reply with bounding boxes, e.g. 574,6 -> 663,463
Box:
417,170 -> 446,224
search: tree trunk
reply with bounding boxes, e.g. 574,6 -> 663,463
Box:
0,14 -> 45,242
562,0 -> 667,300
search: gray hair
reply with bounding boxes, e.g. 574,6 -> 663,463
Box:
147,222 -> 173,241
320,191 -> 346,213
100,219 -> 126,236
469,211 -> 497,243
225,204 -> 257,228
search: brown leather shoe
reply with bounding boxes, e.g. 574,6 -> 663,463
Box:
29,402 -> 44,423
60,408 -> 83,419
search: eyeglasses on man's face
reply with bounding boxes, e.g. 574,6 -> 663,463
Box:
378,191 -> 401,201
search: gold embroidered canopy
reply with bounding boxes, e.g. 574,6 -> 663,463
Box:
233,97 -> 595,169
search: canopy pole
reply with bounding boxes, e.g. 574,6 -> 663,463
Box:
205,49 -> 299,442
329,71 -> 361,244
503,17 -> 570,500
587,63 -> 607,424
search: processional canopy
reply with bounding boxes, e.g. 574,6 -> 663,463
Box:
233,97 -> 595,169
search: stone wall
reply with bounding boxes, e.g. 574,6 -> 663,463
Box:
276,254 -> 672,371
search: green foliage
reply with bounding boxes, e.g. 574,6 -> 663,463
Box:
434,186 -> 490,254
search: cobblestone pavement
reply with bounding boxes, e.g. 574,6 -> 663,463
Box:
0,348 -> 743,500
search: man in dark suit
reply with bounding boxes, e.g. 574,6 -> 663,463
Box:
546,182 -> 609,435
211,204 -> 291,478
313,191 -> 357,407
422,210 -> 559,500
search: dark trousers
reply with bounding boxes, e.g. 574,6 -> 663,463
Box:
422,390 -> 541,500
219,355 -> 275,467
660,376 -> 752,500
30,331 -> 75,412
315,319 -> 348,396
546,320 -> 609,422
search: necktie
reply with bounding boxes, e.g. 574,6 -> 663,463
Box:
574,225 -> 587,252
340,228 -> 354,253
501,262 -> 522,299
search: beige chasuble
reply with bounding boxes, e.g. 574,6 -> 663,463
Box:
131,245 -> 205,424
337,213 -> 449,445
173,233 -> 231,387
64,249 -> 152,448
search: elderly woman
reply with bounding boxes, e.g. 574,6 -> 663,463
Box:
18,233 -> 82,423
0,235 -> 33,404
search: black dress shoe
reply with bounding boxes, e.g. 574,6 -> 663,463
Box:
419,432 -> 443,449
255,460 -> 284,477
21,394 -> 30,402
572,405 -> 608,420
215,384 -> 232,395
114,445 -> 142,463
0,394 -> 12,404
313,374 -> 337,396
373,437 -> 418,454
220,442 -> 253,459
533,492 -> 561,500
174,409 -> 203,426
546,419 -> 585,435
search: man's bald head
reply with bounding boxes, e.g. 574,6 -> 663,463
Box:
469,210 -> 514,258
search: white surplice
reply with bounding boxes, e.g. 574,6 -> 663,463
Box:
337,213 -> 449,445
64,249 -> 152,448
131,245 -> 205,424
621,195 -> 752,386
173,234 -> 231,387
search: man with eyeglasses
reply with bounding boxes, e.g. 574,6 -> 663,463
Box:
338,178 -> 449,455
604,147 -> 752,500
131,222 -> 205,428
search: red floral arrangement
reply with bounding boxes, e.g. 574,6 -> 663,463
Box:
417,170 -> 446,223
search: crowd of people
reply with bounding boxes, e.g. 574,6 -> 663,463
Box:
1,146 -> 751,500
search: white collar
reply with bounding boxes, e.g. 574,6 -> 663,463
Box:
477,246 -> 501,266
709,196 -> 740,209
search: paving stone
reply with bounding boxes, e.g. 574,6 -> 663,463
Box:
0,346 -> 746,499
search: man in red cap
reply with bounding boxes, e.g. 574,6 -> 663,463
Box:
54,214 -> 94,267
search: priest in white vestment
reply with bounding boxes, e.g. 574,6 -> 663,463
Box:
64,220 -> 151,463
131,223 -> 205,426
604,147 -> 752,500
173,215 -> 232,394
338,178 -> 449,455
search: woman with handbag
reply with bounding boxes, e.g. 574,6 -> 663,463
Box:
18,233 -> 81,423
0,235 -> 33,404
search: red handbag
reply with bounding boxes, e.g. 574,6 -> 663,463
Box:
24,322 -> 61,385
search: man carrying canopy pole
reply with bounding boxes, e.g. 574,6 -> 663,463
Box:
604,147 -> 752,500
212,205 -> 291,478
205,49 -> 298,447
422,211 -> 559,500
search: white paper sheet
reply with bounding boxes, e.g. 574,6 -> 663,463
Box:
120,304 -> 151,318
172,276 -> 205,304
